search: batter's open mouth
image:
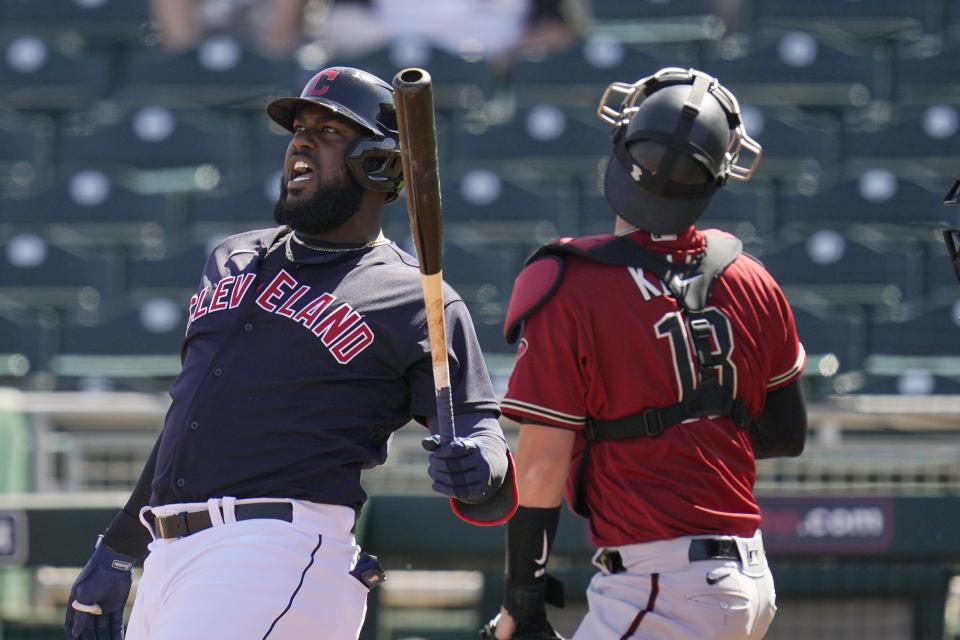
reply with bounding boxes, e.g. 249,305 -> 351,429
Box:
290,160 -> 315,183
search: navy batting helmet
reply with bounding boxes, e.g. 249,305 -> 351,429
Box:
267,67 -> 403,199
597,67 -> 762,235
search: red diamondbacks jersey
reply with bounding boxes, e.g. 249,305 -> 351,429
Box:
501,228 -> 805,548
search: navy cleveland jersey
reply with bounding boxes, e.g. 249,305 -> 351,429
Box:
502,228 -> 804,547
151,227 -> 499,508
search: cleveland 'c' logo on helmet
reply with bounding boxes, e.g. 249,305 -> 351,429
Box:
307,69 -> 340,98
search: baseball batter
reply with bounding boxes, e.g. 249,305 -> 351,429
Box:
64,67 -> 516,640
489,68 -> 808,639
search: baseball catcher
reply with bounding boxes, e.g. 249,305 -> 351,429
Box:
486,67 -> 808,639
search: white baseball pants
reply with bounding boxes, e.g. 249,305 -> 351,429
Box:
573,531 -> 776,640
126,498 -> 368,640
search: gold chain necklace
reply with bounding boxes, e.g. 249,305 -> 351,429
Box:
284,231 -> 388,261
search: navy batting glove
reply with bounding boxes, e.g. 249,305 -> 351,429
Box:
64,538 -> 135,640
423,435 -> 493,503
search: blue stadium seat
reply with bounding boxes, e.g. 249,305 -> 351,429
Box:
450,105 -> 610,180
59,106 -> 247,176
758,230 -> 916,304
508,39 -> 674,108
0,0 -> 151,42
578,184 -> 771,239
336,42 -> 492,106
777,171 -> 951,231
755,0 -> 925,39
791,304 -> 864,372
895,43 -> 960,106
701,32 -> 876,108
117,37 -> 299,108
58,301 -> 186,357
0,34 -> 110,110
126,242 -> 209,305
0,310 -> 52,374
1,170 -> 171,242
850,372 -> 960,395
741,105 -> 839,179
0,233 -> 116,312
0,110 -> 54,192
869,301 -> 960,357
442,168 -> 573,237
924,240 -> 960,298
842,106 -> 960,179
189,166 -> 281,226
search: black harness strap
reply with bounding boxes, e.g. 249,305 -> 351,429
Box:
534,232 -> 749,517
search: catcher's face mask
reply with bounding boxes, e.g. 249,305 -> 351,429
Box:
943,177 -> 960,285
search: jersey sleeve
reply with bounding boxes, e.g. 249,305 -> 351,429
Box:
764,279 -> 806,391
500,289 -> 589,430
405,296 -> 500,421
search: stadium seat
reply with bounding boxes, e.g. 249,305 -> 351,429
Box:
0,310 -> 53,374
923,239 -> 960,300
588,0 -> 723,44
869,301 -> 960,357
189,166 -> 281,227
700,32 -> 876,108
126,242 -> 210,305
842,105 -> 960,179
0,233 -> 116,313
117,36 -> 299,109
777,170 -> 951,232
441,168 -> 573,240
58,301 -> 186,358
508,38 -> 674,109
849,372 -> 960,395
450,105 -> 610,181
0,34 -> 110,110
758,230 -> 916,305
59,105 -> 247,177
740,105 -> 840,179
754,0 -> 925,40
0,109 -> 54,192
578,183 -> 771,240
791,304 -> 865,373
443,241 -> 520,355
1,170 -> 171,244
895,43 -> 960,106
0,0 -> 151,42
336,41 -> 492,107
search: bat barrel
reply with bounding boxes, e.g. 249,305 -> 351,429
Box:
393,67 -> 443,276
394,67 -> 432,92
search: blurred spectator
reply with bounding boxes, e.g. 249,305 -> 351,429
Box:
305,0 -> 586,65
150,0 -> 312,59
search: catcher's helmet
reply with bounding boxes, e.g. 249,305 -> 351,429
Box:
267,67 -> 402,199
597,67 -> 762,235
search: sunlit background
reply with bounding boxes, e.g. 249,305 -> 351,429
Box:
1,0 -> 960,638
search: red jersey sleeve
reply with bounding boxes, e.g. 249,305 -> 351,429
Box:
756,265 -> 806,391
501,289 -> 588,430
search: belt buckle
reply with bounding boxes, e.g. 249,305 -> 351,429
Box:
591,548 -> 625,575
156,512 -> 188,539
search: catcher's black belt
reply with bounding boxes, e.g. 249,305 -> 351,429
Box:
153,502 -> 293,540
595,538 -> 741,574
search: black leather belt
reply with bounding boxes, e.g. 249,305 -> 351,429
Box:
596,538 -> 742,575
153,502 -> 293,539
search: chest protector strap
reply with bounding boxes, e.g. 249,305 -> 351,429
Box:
512,231 -> 750,517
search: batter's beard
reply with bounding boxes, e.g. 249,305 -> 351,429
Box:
273,176 -> 365,235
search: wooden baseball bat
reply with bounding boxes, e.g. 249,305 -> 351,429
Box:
392,68 -> 455,445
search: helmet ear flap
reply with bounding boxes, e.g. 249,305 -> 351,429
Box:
345,136 -> 403,195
